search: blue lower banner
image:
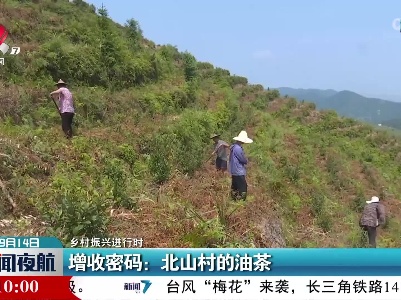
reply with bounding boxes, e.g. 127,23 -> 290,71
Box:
62,248 -> 401,276
1,236 -> 401,299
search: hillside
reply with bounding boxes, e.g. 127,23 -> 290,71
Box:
1,0 -> 401,248
277,87 -> 401,127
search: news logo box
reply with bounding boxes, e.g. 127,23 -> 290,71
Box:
0,23 -> 21,57
0,23 -> 10,54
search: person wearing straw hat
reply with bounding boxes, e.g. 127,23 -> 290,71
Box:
210,133 -> 230,172
229,130 -> 253,201
359,196 -> 386,248
50,79 -> 75,139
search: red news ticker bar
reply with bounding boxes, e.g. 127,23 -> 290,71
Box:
0,276 -> 79,299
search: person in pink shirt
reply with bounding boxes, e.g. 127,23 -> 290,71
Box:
50,79 -> 75,139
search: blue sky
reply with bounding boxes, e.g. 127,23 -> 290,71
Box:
87,0 -> 401,100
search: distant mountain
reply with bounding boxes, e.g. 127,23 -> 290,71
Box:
277,88 -> 338,101
276,87 -> 401,127
366,93 -> 401,103
381,118 -> 401,129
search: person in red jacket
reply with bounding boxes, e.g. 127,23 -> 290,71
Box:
50,79 -> 75,139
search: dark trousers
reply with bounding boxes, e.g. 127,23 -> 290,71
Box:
231,175 -> 247,201
215,157 -> 227,171
362,226 -> 377,248
61,112 -> 74,139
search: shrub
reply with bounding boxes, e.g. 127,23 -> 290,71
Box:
33,164 -> 112,244
104,158 -> 136,210
116,144 -> 137,170
172,110 -> 215,175
148,110 -> 215,182
311,192 -> 326,217
148,131 -> 175,184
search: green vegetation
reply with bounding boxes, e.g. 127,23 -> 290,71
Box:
1,0 -> 401,248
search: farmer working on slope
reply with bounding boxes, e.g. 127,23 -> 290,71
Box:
229,130 -> 253,201
210,133 -> 230,172
359,196 -> 386,248
50,79 -> 75,139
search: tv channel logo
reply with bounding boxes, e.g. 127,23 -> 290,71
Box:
392,18 -> 401,32
0,23 -> 21,63
123,280 -> 152,294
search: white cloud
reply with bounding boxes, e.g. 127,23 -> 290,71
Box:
252,50 -> 273,60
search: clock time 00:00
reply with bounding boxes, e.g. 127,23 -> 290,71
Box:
0,280 -> 38,293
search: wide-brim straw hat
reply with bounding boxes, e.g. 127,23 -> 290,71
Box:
233,130 -> 253,144
210,133 -> 220,139
366,196 -> 380,204
55,79 -> 67,85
